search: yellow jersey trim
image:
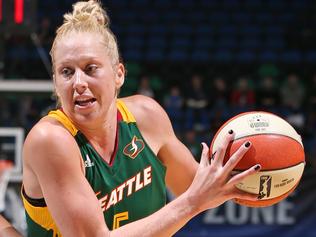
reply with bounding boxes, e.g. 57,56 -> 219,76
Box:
21,192 -> 61,236
48,110 -> 78,136
47,100 -> 134,134
117,99 -> 136,123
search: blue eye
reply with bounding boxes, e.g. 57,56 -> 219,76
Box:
61,68 -> 73,78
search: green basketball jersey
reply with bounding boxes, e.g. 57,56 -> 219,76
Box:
22,99 -> 167,236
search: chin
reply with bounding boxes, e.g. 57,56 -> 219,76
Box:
74,110 -> 98,122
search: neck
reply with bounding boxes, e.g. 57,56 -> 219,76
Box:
75,103 -> 118,163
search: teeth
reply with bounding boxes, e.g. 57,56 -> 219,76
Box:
77,98 -> 92,102
75,98 -> 96,106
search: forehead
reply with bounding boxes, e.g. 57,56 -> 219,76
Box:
54,32 -> 108,65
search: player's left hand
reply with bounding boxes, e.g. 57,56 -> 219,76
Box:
184,130 -> 261,212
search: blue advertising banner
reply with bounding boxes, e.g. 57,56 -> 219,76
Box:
175,170 -> 316,237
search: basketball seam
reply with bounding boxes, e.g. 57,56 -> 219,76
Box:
232,132 -> 303,148
233,161 -> 305,172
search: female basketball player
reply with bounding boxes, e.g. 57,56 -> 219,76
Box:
21,1 -> 261,236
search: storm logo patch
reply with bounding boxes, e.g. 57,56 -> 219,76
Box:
123,136 -> 145,159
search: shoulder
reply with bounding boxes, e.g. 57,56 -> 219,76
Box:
24,117 -> 75,150
120,95 -> 174,152
121,95 -> 172,132
23,117 -> 80,167
121,95 -> 166,120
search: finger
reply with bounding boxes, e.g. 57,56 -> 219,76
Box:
227,164 -> 261,187
213,129 -> 234,166
222,141 -> 251,175
199,142 -> 210,167
230,189 -> 259,202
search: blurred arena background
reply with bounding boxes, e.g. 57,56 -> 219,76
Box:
1,0 -> 316,236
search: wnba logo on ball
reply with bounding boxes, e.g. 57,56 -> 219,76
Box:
259,175 -> 272,199
248,115 -> 270,129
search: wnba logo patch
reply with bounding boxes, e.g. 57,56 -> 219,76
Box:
123,136 -> 145,159
259,175 -> 272,199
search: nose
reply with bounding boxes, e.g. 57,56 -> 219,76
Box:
73,70 -> 88,94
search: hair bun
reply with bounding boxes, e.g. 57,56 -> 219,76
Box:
65,0 -> 110,27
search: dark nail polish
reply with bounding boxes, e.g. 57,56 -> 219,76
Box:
228,129 -> 233,134
254,164 -> 261,171
211,151 -> 217,160
245,141 -> 251,148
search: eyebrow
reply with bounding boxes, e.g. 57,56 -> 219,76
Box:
56,56 -> 101,66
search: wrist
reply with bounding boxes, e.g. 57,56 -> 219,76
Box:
181,190 -> 202,217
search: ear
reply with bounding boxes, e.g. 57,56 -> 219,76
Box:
115,63 -> 125,89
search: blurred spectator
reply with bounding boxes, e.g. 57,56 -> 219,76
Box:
285,108 -> 306,135
37,17 -> 54,48
209,77 -> 230,109
280,73 -> 305,109
230,76 -> 255,113
137,75 -> 155,98
163,85 -> 184,133
208,77 -> 231,131
182,129 -> 201,161
279,73 -> 306,133
256,76 -> 280,113
149,75 -> 164,101
184,74 -> 209,131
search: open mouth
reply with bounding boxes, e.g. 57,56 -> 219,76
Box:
74,98 -> 97,107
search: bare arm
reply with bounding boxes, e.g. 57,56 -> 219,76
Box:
0,215 -> 21,237
112,136 -> 260,237
123,95 -> 199,196
24,120 -> 196,237
23,122 -> 109,237
111,96 -> 261,236
23,100 -> 260,237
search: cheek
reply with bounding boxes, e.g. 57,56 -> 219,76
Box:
98,76 -> 116,93
55,81 -> 73,104
100,83 -> 116,98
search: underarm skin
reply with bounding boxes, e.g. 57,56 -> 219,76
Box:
0,216 -> 22,237
0,227 -> 22,237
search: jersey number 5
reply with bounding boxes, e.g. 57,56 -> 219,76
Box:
112,211 -> 129,229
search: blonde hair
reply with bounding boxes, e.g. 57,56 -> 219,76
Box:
50,0 -> 120,71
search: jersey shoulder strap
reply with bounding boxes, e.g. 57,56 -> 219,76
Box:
116,99 -> 136,123
47,110 -> 78,136
46,99 -> 135,134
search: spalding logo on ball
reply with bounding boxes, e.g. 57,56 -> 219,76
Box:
210,111 -> 305,207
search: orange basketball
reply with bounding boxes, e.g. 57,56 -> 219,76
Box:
210,111 -> 305,207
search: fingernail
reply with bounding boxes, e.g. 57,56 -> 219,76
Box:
245,141 -> 251,148
211,151 -> 217,160
254,164 -> 261,171
228,129 -> 233,134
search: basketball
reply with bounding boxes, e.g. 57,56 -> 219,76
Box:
210,111 -> 305,207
